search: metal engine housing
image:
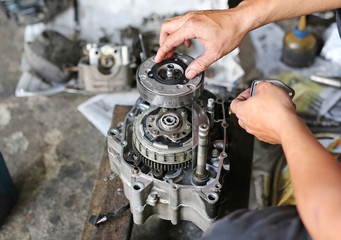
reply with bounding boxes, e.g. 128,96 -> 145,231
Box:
107,54 -> 237,230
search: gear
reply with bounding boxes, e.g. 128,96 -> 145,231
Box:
137,152 -> 191,171
133,106 -> 193,171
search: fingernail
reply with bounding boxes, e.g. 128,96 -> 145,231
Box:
186,69 -> 197,79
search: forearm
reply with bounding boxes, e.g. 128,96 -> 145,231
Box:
234,0 -> 341,32
280,113 -> 341,239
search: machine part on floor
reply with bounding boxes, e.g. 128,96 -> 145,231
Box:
77,43 -> 133,93
0,0 -> 71,26
24,30 -> 81,83
107,53 -> 236,231
250,80 -> 295,99
137,53 -> 204,108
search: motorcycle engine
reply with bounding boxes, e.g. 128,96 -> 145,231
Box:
107,53 -> 235,230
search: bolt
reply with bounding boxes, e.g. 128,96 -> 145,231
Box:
200,124 -> 208,131
150,193 -> 157,200
166,64 -> 175,78
148,116 -> 155,122
110,129 -> 120,136
109,173 -> 118,180
186,123 -> 191,129
133,168 -> 139,174
208,98 -> 214,108
172,133 -> 178,138
162,108 -> 168,113
211,149 -> 219,158
152,129 -> 159,135
180,110 -> 187,116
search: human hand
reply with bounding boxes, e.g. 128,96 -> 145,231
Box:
230,82 -> 297,144
155,9 -> 250,79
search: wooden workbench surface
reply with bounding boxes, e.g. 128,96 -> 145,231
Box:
82,105 -> 132,240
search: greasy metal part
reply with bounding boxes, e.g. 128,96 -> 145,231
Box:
78,44 -> 132,92
191,102 -> 210,169
107,55 -> 233,231
207,98 -> 215,128
136,53 -> 204,108
24,30 -> 81,83
192,124 -> 210,186
107,95 -> 229,230
146,107 -> 191,142
133,106 -> 193,170
196,124 -> 209,176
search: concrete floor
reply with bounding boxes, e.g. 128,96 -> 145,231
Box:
0,11 -> 105,240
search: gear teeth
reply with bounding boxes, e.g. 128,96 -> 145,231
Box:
137,152 -> 191,171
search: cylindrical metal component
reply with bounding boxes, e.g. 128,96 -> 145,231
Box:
136,53 -> 204,108
166,64 -> 175,78
207,98 -> 214,110
196,124 -> 209,176
207,98 -> 215,127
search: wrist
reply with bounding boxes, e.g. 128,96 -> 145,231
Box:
277,111 -> 306,144
234,0 -> 276,32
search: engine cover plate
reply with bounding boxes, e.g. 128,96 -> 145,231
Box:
136,53 -> 204,108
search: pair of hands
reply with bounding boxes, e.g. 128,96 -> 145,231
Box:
155,10 -> 297,144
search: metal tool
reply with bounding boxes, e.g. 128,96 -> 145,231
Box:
310,75 -> 341,88
250,80 -> 295,98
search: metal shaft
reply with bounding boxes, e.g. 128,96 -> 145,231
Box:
196,124 -> 209,176
207,98 -> 215,128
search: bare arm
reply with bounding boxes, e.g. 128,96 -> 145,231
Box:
231,82 -> 341,240
155,0 -> 341,79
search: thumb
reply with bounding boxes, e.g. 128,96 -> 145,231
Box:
185,51 -> 217,79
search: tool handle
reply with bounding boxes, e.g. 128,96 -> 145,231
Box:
250,80 -> 295,99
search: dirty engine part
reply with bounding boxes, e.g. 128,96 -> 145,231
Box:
77,43 -> 133,93
107,53 -> 243,231
24,30 -> 81,83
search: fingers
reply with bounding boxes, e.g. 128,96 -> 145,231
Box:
230,89 -> 251,114
159,14 -> 193,46
184,39 -> 192,48
236,88 -> 251,101
156,13 -> 195,63
185,50 -> 218,79
238,119 -> 245,129
155,24 -> 195,63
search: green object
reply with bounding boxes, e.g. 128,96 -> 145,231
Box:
282,16 -> 317,68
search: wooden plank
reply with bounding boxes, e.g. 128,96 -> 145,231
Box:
82,105 -> 132,240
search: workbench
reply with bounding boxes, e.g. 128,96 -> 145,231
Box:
82,105 -> 254,240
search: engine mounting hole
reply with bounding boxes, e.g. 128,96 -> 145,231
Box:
207,192 -> 218,202
132,182 -> 144,191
